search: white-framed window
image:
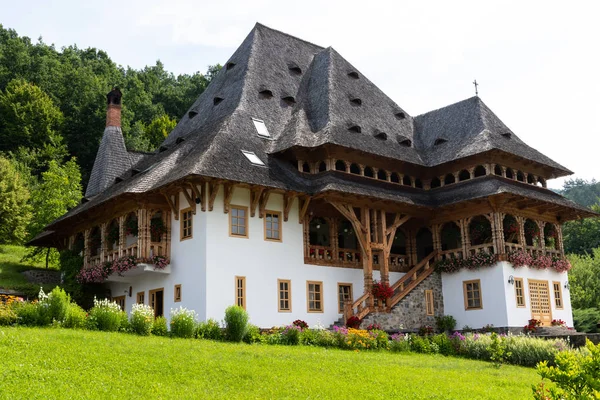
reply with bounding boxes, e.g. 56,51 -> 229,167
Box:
252,118 -> 270,138
241,150 -> 265,166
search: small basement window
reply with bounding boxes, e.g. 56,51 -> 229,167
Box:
374,131 -> 387,140
188,110 -> 198,118
348,125 -> 362,133
259,89 -> 273,98
252,118 -> 270,138
226,62 -> 236,70
395,112 -> 406,120
348,71 -> 359,79
214,97 -> 224,105
282,96 -> 296,105
241,150 -> 265,166
350,98 -> 362,106
434,138 -> 447,146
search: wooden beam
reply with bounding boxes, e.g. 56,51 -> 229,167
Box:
385,214 -> 411,236
181,186 -> 196,215
223,183 -> 234,214
328,201 -> 369,254
200,182 -> 207,212
283,193 -> 296,222
162,192 -> 178,220
299,196 -> 311,224
188,182 -> 202,211
249,187 -> 264,218
208,182 -> 219,211
258,190 -> 271,218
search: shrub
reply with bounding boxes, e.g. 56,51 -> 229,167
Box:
435,315 -> 457,332
292,319 -> 308,330
418,325 -> 434,336
281,325 -> 302,345
346,316 -> 361,329
88,298 -> 125,332
0,303 -> 17,326
242,324 -> 262,344
573,308 -> 600,333
482,324 -> 495,333
524,319 -> 542,334
224,305 -> 249,342
334,327 -> 378,350
130,304 -> 154,336
119,311 -> 131,332
389,333 -> 411,352
533,340 -> 600,399
489,333 -> 511,368
411,335 -> 433,354
300,328 -> 335,347
62,303 -> 87,329
152,316 -> 168,336
170,307 -> 197,338
14,302 -> 41,326
45,287 -> 70,324
430,333 -> 456,356
197,318 -> 223,340
370,329 -> 389,350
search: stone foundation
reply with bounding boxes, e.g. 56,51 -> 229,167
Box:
22,270 -> 61,285
362,272 -> 444,331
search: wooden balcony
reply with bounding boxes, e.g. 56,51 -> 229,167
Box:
305,244 -> 408,271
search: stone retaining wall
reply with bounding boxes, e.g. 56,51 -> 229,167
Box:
21,270 -> 61,285
362,272 -> 444,331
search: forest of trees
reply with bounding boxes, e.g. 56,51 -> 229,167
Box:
0,25 -> 219,264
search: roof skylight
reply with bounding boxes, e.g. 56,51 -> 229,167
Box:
252,118 -> 270,138
241,150 -> 265,166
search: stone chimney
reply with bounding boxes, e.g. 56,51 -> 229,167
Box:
106,87 -> 122,127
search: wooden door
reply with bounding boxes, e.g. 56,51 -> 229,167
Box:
528,280 -> 552,326
149,288 -> 164,317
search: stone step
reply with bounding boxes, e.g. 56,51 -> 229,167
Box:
534,326 -> 575,336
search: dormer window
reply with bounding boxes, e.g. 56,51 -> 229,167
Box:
188,110 -> 198,119
288,64 -> 302,75
434,138 -> 447,146
374,131 -> 387,140
350,98 -> 362,106
114,177 -> 123,184
282,96 -> 296,105
259,89 -> 273,98
348,125 -> 361,133
348,71 -> 359,79
241,150 -> 265,166
226,62 -> 236,70
131,169 -> 140,176
502,132 -> 512,138
395,112 -> 406,120
398,136 -> 412,147
176,137 -> 185,145
159,146 -> 168,152
214,97 -> 224,105
252,118 -> 270,138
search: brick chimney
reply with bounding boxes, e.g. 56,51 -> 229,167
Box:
106,87 -> 122,127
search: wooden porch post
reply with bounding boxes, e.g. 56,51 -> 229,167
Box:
517,216 -> 526,247
137,208 -> 149,259
459,218 -> 469,257
380,210 -> 389,286
164,210 -> 172,259
538,221 -> 546,250
493,212 -> 506,255
361,207 -> 373,301
431,223 -> 442,260
118,215 -> 126,258
100,222 -> 108,263
83,229 -> 91,267
557,224 -> 565,256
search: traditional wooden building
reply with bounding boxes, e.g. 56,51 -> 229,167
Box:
31,23 -> 595,330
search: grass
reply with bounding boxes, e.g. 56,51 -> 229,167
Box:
0,327 -> 541,399
0,245 -> 57,296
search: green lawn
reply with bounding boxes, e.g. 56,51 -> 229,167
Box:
0,245 -> 57,296
0,327 -> 540,399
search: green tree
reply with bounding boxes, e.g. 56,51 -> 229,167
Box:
568,248 -> 600,309
0,79 -> 67,172
561,178 -> 600,208
562,204 -> 600,256
0,156 -> 32,243
25,158 -> 82,268
146,114 -> 177,147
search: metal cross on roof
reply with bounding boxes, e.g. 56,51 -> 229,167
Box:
473,79 -> 479,97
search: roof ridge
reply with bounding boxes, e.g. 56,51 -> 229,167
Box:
415,96 -> 479,119
254,22 -> 324,51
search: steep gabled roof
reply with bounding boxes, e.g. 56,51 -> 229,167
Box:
413,97 -> 572,176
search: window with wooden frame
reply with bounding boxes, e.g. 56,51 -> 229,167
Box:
112,295 -> 125,311
515,278 -> 526,307
235,276 -> 246,309
278,279 -> 291,312
307,281 -> 323,313
337,283 -> 353,313
553,281 -> 563,309
425,290 -> 434,315
230,206 -> 248,238
174,284 -> 182,302
463,280 -> 483,310
180,207 -> 193,240
136,291 -> 145,304
264,211 -> 282,241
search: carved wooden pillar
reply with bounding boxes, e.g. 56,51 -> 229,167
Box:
361,207 -> 373,302
137,208 -> 149,259
460,218 -> 470,256
385,171 -> 391,182
100,222 -> 108,262
83,229 -> 91,267
407,229 -> 418,266
439,175 -> 445,187
329,217 -> 338,261
380,210 -> 390,286
490,213 -> 503,255
118,215 -> 126,258
468,168 -> 475,179
431,224 -> 442,260
303,215 -> 311,258
359,164 -> 365,176
164,210 -> 172,259
344,161 -> 350,173
557,224 -> 565,256
501,167 -> 507,178
538,221 -> 546,250
517,216 -> 526,247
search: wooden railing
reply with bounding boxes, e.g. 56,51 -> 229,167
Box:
307,245 -> 334,261
105,250 -> 119,262
89,255 -> 101,266
125,244 -> 139,257
344,292 -> 374,323
339,248 -> 361,265
387,251 -> 438,310
468,243 -> 494,255
373,253 -> 409,272
504,242 -> 522,253
440,249 -> 463,261
150,243 -> 164,257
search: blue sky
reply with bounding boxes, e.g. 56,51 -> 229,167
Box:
1,0 -> 599,189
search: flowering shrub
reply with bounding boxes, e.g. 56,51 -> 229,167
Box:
299,328 -> 336,347
507,250 -> 571,273
77,255 -> 170,283
435,251 -> 496,274
551,319 -> 566,327
197,318 -> 223,340
390,333 -> 412,352
63,303 -> 87,329
0,302 -> 17,326
418,325 -> 434,336
281,325 -> 302,345
366,323 -> 382,331
346,316 -> 361,329
37,287 -> 70,325
371,281 -> 394,300
130,304 -> 155,336
152,316 -> 168,336
333,327 -> 386,350
88,297 -> 126,332
170,307 -> 197,338
292,319 -> 308,330
524,318 -> 542,334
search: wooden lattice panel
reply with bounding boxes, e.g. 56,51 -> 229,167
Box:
528,280 -> 552,326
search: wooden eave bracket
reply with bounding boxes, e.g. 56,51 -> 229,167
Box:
250,187 -> 265,218
223,184 -> 234,214
187,182 -> 205,212
208,181 -> 219,211
258,190 -> 271,218
299,196 -> 311,224
181,186 -> 197,215
162,192 -> 179,220
283,193 -> 296,222
385,214 -> 411,254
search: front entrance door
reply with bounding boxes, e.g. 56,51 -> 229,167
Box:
149,288 -> 164,317
528,279 -> 552,326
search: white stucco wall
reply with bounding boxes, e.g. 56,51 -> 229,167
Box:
442,261 -> 573,329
